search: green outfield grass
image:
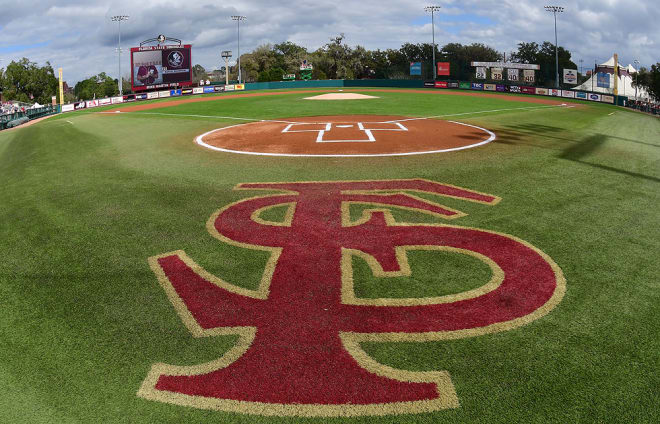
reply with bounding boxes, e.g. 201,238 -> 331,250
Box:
1,89 -> 658,423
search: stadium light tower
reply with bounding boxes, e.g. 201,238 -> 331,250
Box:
111,15 -> 129,95
424,6 -> 441,81
544,6 -> 564,89
221,51 -> 232,86
633,59 -> 640,101
231,15 -> 246,84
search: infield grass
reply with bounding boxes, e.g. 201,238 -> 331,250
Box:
1,89 -> 658,423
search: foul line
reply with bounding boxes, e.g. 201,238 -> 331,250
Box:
98,103 -> 571,125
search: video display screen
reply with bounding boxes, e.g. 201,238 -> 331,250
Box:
130,45 -> 192,91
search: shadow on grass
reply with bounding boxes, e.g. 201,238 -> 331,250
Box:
558,134 -> 660,183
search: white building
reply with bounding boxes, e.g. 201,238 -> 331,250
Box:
574,56 -> 651,101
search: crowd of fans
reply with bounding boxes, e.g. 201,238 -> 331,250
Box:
1,102 -> 25,116
626,100 -> 660,115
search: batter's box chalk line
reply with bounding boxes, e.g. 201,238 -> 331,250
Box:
282,121 -> 408,143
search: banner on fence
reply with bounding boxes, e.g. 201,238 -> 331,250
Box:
523,70 -> 535,83
509,85 -> 521,93
136,94 -> 148,100
74,101 -> 86,110
170,89 -> 182,97
576,92 -> 588,99
521,86 -> 536,94
99,98 -> 112,105
471,83 -> 483,90
476,67 -> 487,79
192,87 -> 204,94
563,69 -> 578,85
86,100 -> 99,108
496,84 -> 506,92
535,88 -> 548,95
62,104 -> 75,112
158,90 -> 171,98
459,82 -> 471,89
235,84 -> 245,91
111,96 -> 124,104
601,95 -> 614,104
435,81 -> 448,88
410,62 -> 422,76
437,62 -> 450,76
491,68 -> 503,80
225,85 -> 235,91
597,72 -> 610,88
214,86 -> 225,92
548,89 -> 560,96
147,92 -> 159,99
508,68 -> 520,82
203,87 -> 215,93
182,88 -> 193,95
484,84 -> 496,91
448,82 -> 459,88
561,90 -> 575,98
588,93 -> 602,101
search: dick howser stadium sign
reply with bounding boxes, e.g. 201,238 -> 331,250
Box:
138,180 -> 565,417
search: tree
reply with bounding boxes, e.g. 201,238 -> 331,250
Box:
633,64 -> 660,101
192,64 -> 209,82
0,58 -> 58,104
74,72 -> 118,100
510,41 -> 577,86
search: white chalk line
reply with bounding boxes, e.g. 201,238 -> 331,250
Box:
97,103 -> 572,125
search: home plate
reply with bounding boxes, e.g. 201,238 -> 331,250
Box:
304,93 -> 380,100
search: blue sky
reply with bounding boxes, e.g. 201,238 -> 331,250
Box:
0,0 -> 657,84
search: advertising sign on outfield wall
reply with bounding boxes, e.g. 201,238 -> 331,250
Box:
509,85 -> 521,93
484,84 -> 496,91
435,81 -> 448,88
459,82 -> 471,89
437,62 -> 450,76
588,93 -> 602,101
235,84 -> 245,91
521,86 -> 536,94
563,69 -> 578,85
471,83 -> 483,90
111,96 -> 124,104
496,85 -> 506,92
410,62 -> 422,76
182,88 -> 193,95
548,89 -> 560,96
74,101 -> 86,110
136,94 -> 148,100
158,90 -> 171,98
203,87 -> 215,93
62,104 -> 75,112
99,98 -> 112,106
192,87 -> 204,94
214,86 -> 225,92
535,88 -> 548,95
576,92 -> 588,99
86,100 -> 99,108
170,89 -> 182,96
147,92 -> 159,99
601,95 -> 614,104
225,85 -> 235,91
448,82 -> 459,88
562,90 -> 575,98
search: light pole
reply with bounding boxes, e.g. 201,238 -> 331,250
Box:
231,15 -> 246,84
544,6 -> 563,89
221,51 -> 232,86
633,59 -> 640,101
424,6 -> 441,81
111,15 -> 129,96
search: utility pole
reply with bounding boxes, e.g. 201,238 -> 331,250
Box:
633,59 -> 640,101
544,6 -> 564,89
424,6 -> 441,81
111,15 -> 129,96
222,51 -> 232,86
231,15 -> 246,84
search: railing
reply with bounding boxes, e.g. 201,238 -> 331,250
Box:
1,105 -> 57,130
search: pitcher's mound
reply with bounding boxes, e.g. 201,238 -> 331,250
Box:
304,93 -> 379,100
196,115 -> 496,157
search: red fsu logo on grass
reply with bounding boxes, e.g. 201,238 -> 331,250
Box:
138,179 -> 565,417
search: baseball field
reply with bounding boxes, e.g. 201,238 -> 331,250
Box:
1,88 -> 658,423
